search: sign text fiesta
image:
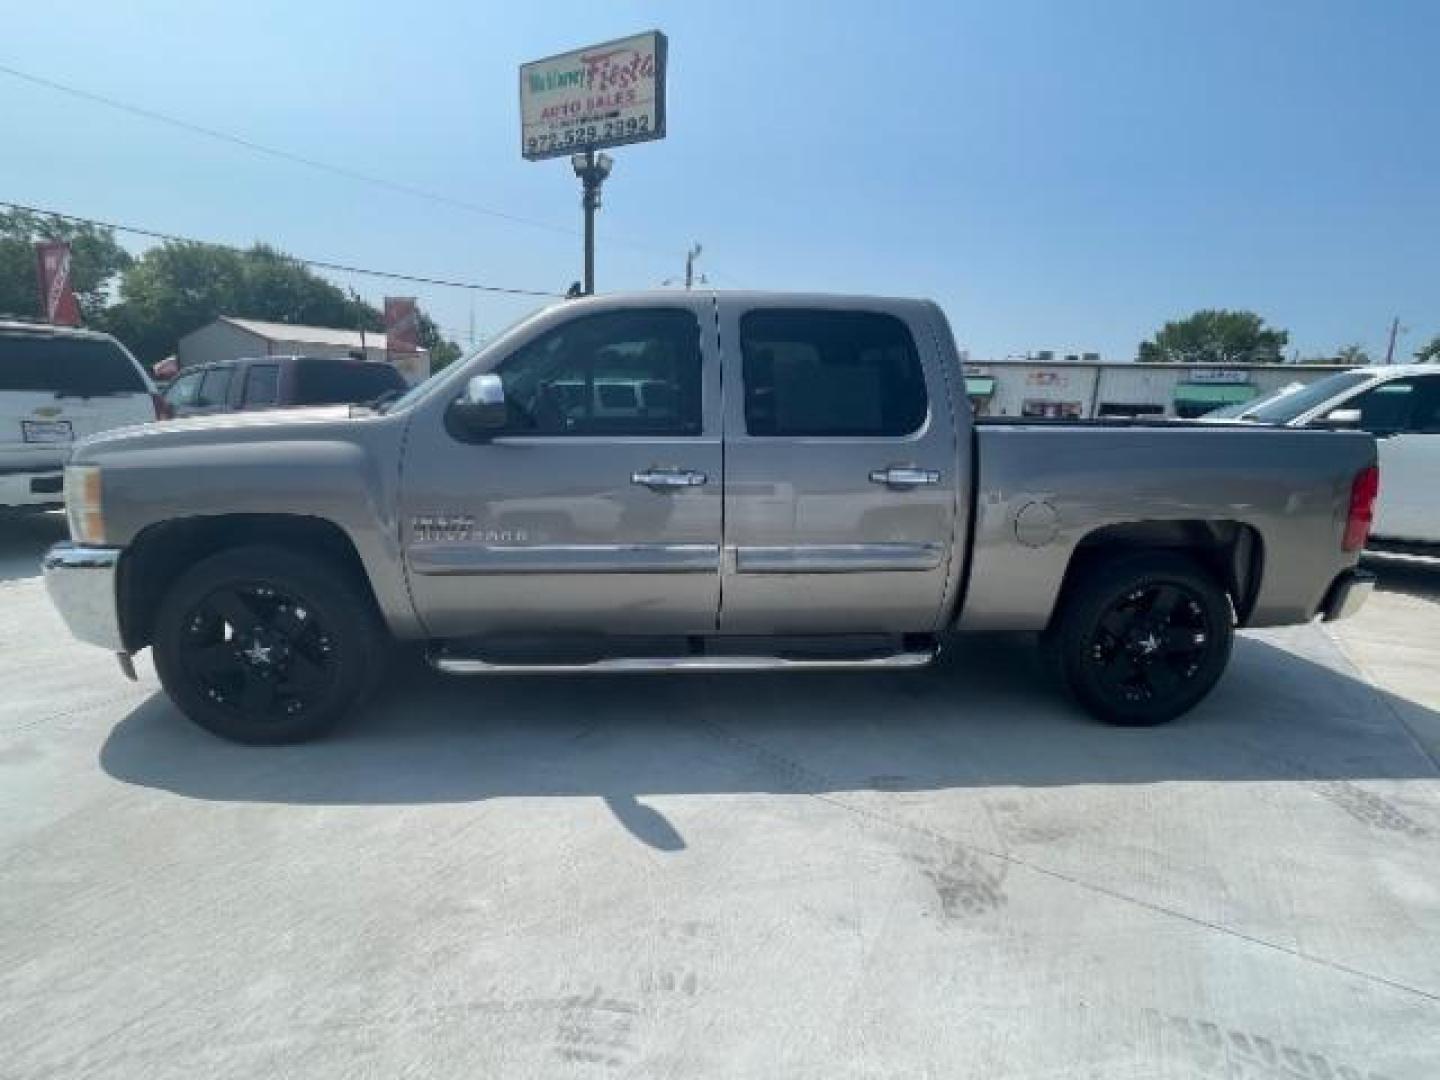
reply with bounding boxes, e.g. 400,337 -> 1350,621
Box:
529,47 -> 657,120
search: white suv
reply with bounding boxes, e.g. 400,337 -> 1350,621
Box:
1,320 -> 162,510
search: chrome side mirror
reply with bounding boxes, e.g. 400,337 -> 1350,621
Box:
1317,407 -> 1362,429
448,374 -> 507,439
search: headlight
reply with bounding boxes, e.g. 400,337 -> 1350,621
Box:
65,465 -> 105,544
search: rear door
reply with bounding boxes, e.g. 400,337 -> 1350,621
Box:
399,298 -> 723,638
717,299 -> 962,634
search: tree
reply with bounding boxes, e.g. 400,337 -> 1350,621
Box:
100,241 -> 459,367
416,309 -> 462,371
0,209 -> 132,323
1332,343 -> 1370,366
1137,310 -> 1289,364
1416,334 -> 1440,364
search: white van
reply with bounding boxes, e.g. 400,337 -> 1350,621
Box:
1,320 -> 161,510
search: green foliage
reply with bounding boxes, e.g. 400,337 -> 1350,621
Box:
416,310 -> 462,371
1416,334 -> 1440,364
100,241 -> 460,368
0,210 -> 132,323
1137,309 -> 1289,364
1332,343 -> 1370,366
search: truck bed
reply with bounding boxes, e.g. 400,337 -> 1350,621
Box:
956,422 -> 1375,633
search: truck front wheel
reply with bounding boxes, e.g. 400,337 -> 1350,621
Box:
152,545 -> 385,744
1049,552 -> 1234,726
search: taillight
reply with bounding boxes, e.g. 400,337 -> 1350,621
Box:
1342,465 -> 1379,552
151,392 -> 173,420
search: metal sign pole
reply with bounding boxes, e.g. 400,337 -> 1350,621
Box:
573,150 -> 612,295
582,150 -> 597,295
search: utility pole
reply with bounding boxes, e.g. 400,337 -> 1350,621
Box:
684,242 -> 702,289
571,151 -> 613,295
1383,316 -> 1402,365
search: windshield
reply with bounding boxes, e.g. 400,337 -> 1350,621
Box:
378,303 -> 550,413
1244,371 -> 1374,424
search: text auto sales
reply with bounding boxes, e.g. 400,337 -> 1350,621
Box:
538,88 -> 640,121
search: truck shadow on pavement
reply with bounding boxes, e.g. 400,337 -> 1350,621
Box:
100,617 -> 1440,850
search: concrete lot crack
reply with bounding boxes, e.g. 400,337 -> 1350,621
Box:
690,715 -> 1440,1008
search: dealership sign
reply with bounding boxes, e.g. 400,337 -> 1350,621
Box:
520,31 -> 667,161
1186,368 -> 1251,384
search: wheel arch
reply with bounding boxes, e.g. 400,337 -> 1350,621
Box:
1047,519 -> 1264,632
119,513 -> 385,651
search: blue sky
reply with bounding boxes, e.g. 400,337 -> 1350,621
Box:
3,0 -> 1435,360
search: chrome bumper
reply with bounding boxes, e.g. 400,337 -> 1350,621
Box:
1321,568 -> 1376,623
42,544 -> 126,651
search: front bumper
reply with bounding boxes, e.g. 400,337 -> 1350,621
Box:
42,543 -> 126,651
1320,567 -> 1376,622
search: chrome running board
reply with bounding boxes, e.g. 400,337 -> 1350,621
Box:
430,649 -> 937,676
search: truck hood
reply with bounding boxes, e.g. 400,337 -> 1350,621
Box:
71,405 -> 361,461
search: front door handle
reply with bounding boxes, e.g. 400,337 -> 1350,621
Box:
869,466 -> 941,489
632,468 -> 708,489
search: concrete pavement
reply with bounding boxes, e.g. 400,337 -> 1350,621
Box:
2,515 -> 1437,1078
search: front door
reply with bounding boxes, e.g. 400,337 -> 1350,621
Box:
717,300 -> 962,634
399,300 -> 722,638
1347,375 -> 1440,543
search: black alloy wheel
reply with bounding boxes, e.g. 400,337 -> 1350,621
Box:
178,582 -> 338,724
1085,581 -> 1212,706
153,545 -> 385,743
1050,552 -> 1234,726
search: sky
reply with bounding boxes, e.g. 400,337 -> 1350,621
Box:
2,0 -> 1436,362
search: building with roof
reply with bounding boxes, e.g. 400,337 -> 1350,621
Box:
177,317 -> 392,369
963,358 -> 1356,420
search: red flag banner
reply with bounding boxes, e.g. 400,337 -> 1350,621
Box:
36,241 -> 81,326
384,297 -> 419,356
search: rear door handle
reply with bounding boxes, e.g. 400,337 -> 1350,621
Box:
632,468 -> 708,489
869,466 -> 941,488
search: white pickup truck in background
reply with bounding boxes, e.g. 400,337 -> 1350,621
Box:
1216,364 -> 1440,549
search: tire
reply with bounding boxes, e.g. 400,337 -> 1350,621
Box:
152,545 -> 386,744
1048,552 -> 1234,726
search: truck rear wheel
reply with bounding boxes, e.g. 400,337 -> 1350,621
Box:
1049,552 -> 1234,726
152,545 -> 384,744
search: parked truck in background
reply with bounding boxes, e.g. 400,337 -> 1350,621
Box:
2,321 -> 163,511
42,292 -> 1379,743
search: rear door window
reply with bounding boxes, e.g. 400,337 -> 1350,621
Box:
0,335 -> 146,395
293,360 -> 406,405
739,310 -> 928,437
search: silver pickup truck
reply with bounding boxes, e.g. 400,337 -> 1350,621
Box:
43,292 -> 1378,743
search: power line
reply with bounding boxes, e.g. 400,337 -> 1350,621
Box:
0,59 -> 678,258
0,199 -> 560,298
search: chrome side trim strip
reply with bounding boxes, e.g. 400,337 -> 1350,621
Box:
734,543 -> 945,573
432,650 -> 937,675
409,543 -> 720,576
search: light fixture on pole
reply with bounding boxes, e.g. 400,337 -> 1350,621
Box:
572,151 -> 613,296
